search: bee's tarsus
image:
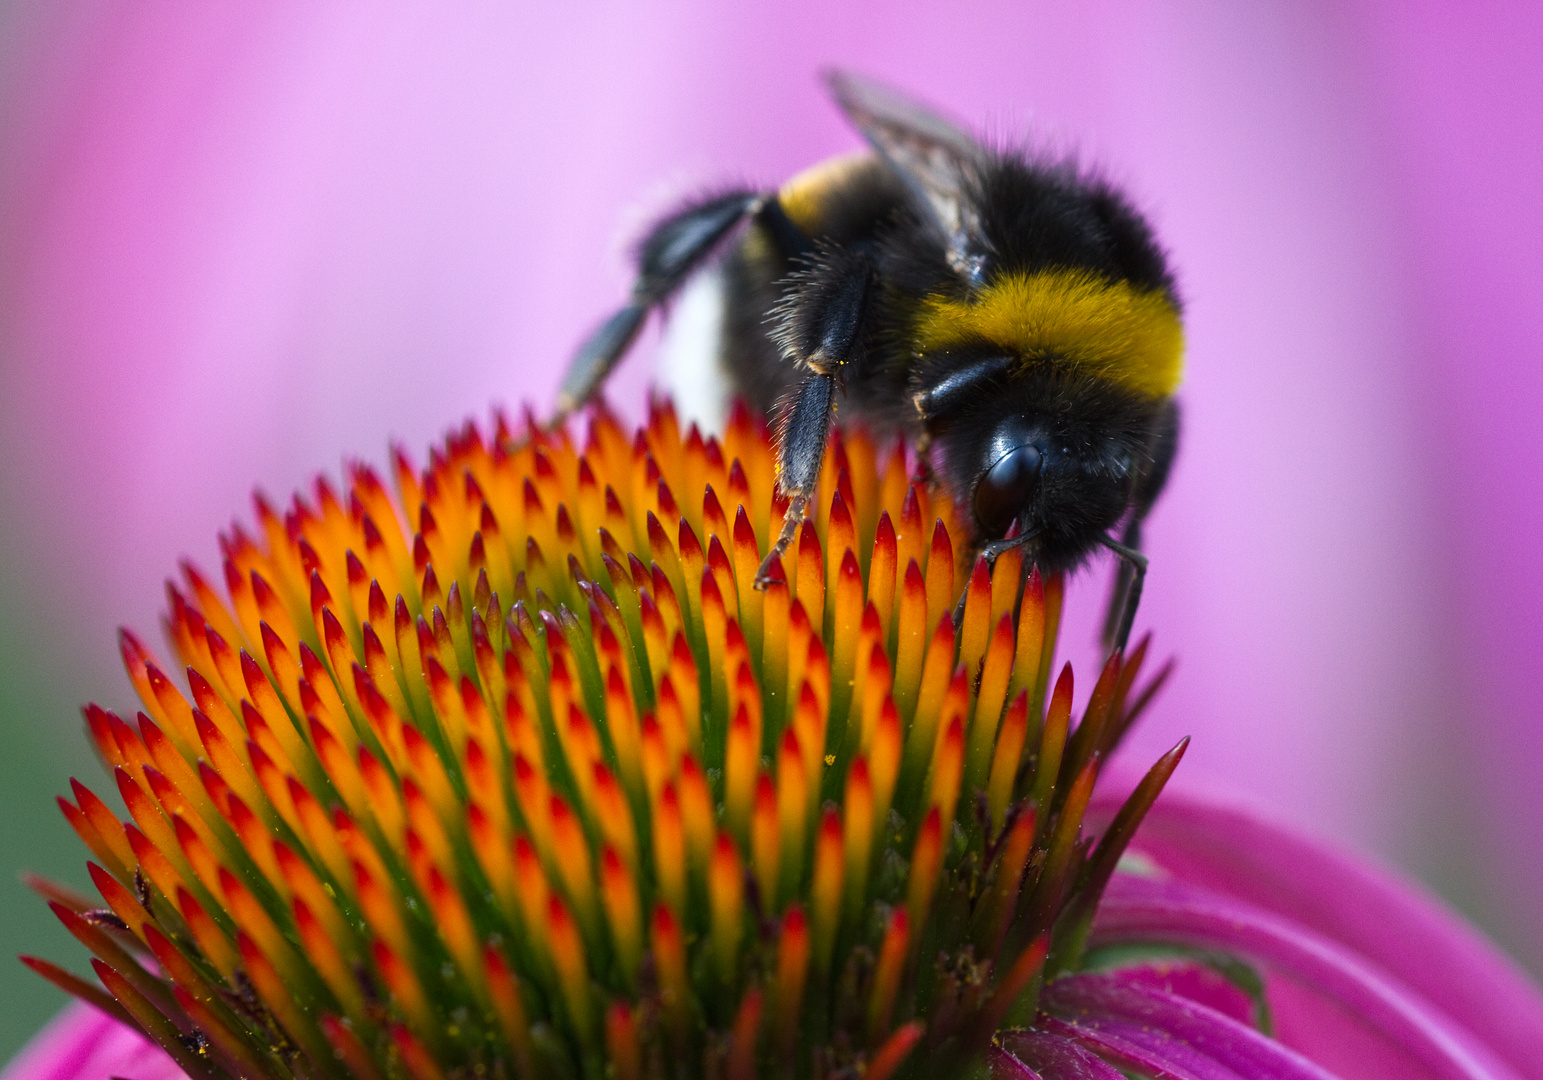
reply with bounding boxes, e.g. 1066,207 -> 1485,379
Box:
953,531 -> 1037,627
754,494 -> 808,591
558,302 -> 648,418
752,564 -> 785,591
951,585 -> 969,628
982,530 -> 1035,564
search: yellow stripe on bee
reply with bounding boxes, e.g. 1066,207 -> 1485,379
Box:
777,152 -> 873,234
914,269 -> 1184,400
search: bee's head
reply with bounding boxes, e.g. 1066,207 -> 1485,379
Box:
920,357 -> 1160,571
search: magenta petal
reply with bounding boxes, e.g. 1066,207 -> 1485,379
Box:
1041,974 -> 1340,1080
996,1029 -> 1126,1079
1098,961 -> 1257,1027
1096,874 -> 1524,1080
989,1044 -> 1047,1080
0,1003 -> 183,1080
1088,788 -> 1543,1080
1266,970 -> 1465,1080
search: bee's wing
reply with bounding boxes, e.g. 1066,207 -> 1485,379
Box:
824,70 -> 983,267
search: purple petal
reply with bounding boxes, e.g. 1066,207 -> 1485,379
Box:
1096,874 -> 1524,1080
1267,970 -> 1468,1080
1034,1016 -> 1200,1080
1088,787 -> 1543,1080
1041,974 -> 1341,1080
1096,960 -> 1257,1027
0,1003 -> 183,1080
995,1030 -> 1125,1079
989,1044 -> 1047,1080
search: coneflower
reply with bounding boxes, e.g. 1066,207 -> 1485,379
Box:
25,399 -> 1183,1080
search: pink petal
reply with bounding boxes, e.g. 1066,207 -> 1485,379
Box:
1096,960 -> 1257,1027
1097,874 -> 1525,1080
1040,974 -> 1340,1080
1267,971 -> 1462,1080
989,1044 -> 1047,1080
1088,787 -> 1543,1079
995,1030 -> 1125,1079
0,1003 -> 184,1080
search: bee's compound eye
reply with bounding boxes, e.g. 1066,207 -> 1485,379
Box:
973,444 -> 1042,538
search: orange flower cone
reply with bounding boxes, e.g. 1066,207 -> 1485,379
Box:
28,398 -> 1180,1080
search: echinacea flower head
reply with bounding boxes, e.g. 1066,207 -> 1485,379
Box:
23,398 -> 1190,1080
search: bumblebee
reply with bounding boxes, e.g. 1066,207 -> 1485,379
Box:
558,72 -> 1182,651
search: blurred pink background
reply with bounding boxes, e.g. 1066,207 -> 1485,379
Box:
0,0 -> 1538,1055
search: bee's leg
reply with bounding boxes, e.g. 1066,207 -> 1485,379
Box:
951,529 -> 1036,626
754,244 -> 879,589
555,190 -> 763,421
1099,523 -> 1143,652
754,371 -> 836,587
1098,533 -> 1148,655
1099,400 -> 1181,652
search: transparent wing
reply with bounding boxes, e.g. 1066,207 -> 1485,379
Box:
824,70 -> 984,267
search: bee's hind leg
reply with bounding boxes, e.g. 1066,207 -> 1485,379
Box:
555,190 -> 764,423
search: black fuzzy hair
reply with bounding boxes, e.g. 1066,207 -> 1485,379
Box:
969,154 -> 1179,305
925,359 -> 1165,569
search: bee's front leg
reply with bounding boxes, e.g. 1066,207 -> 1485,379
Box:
1099,400 -> 1180,652
950,528 -> 1036,627
754,246 -> 877,589
754,372 -> 835,587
